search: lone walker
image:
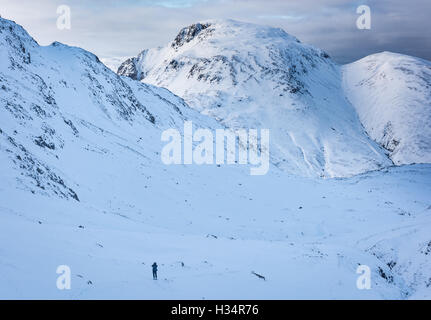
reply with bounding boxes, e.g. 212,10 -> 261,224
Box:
152,262 -> 158,280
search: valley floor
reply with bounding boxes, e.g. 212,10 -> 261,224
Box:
1,164 -> 431,299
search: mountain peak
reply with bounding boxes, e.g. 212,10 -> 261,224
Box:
172,22 -> 212,49
0,17 -> 37,45
343,51 -> 431,165
0,17 -> 38,67
169,19 -> 300,51
117,19 -> 391,177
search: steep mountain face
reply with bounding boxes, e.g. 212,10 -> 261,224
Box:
343,52 -> 431,165
0,17 -> 219,203
118,19 -> 391,178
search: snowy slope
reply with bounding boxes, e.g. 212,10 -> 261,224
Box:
2,161 -> 431,299
118,19 -> 391,178
1,18 -> 431,299
0,17 -> 221,204
343,52 -> 431,165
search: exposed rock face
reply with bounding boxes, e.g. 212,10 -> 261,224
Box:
172,22 -> 212,49
117,57 -> 139,80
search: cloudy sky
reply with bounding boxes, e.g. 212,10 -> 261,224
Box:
1,0 -> 430,69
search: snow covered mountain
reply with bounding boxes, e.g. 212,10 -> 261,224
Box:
1,17 -> 431,299
343,52 -> 431,165
0,17 -> 220,203
118,19 -> 392,178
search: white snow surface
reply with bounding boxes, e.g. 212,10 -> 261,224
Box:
343,52 -> 431,165
1,18 -> 431,299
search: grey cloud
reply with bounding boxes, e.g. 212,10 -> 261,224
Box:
0,0 -> 429,65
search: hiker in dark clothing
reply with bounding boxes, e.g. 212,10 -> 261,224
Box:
152,262 -> 158,280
